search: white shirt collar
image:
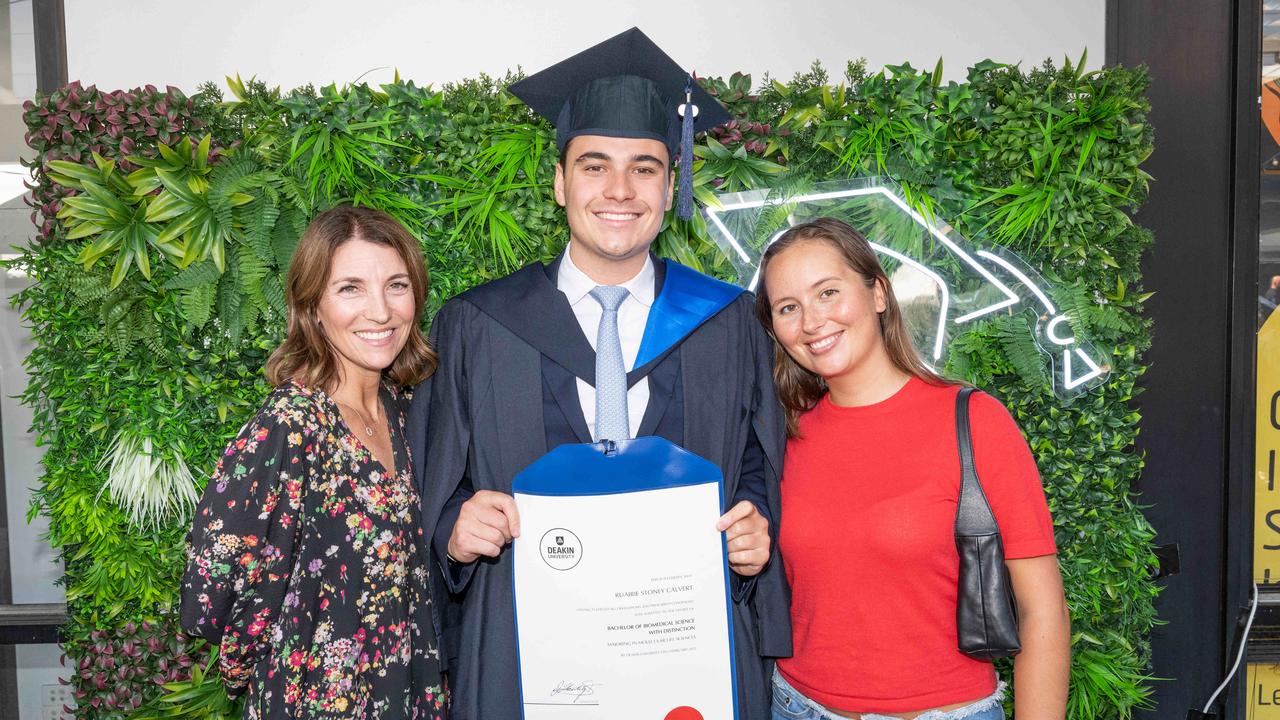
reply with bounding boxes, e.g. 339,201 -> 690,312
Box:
557,244 -> 656,308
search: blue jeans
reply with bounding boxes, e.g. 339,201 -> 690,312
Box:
771,669 -> 1005,720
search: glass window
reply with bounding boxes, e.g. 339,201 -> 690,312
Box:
1256,0 -> 1280,588
0,2 -> 68,719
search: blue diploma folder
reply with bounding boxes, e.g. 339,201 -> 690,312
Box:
511,436 -> 740,720
513,436 -> 724,497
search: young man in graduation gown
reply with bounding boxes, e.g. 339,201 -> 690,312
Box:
409,28 -> 791,720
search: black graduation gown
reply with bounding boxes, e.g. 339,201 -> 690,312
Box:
409,255 -> 791,720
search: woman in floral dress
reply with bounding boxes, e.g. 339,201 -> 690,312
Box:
181,206 -> 446,719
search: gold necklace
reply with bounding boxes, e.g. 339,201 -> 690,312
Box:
336,400 -> 380,438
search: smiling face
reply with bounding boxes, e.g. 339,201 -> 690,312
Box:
554,134 -> 673,283
316,238 -> 416,386
764,239 -> 891,391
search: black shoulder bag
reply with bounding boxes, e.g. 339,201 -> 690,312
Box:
954,387 -> 1021,660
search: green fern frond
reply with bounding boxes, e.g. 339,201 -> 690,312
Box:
99,292 -> 133,327
208,155 -> 267,193
138,314 -> 166,357
261,274 -> 286,316
164,260 -> 223,290
240,293 -> 261,332
993,314 -> 1048,386
943,329 -> 996,387
180,282 -> 217,328
752,200 -> 799,249
65,272 -> 111,305
240,194 -> 281,265
108,312 -> 134,355
272,207 -> 304,267
236,244 -> 269,312
217,265 -> 245,341
944,340 -> 976,384
1048,282 -> 1140,341
277,173 -> 311,214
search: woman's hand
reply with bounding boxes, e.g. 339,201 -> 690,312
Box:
1008,554 -> 1072,720
717,501 -> 771,577
448,490 -> 522,564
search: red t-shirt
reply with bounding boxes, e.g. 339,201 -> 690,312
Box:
775,377 -> 1057,714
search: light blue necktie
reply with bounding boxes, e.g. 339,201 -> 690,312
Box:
590,285 -> 630,442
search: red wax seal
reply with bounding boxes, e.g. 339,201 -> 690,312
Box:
664,708 -> 704,720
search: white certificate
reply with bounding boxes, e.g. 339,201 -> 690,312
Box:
511,437 -> 737,720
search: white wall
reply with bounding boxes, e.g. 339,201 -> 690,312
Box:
8,0 -> 35,100
65,0 -> 1105,93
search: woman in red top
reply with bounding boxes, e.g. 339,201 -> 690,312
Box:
755,218 -> 1071,720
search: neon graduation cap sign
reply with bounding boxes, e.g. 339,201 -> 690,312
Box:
702,177 -> 1109,395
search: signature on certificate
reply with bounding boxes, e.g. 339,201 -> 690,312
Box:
550,680 -> 602,704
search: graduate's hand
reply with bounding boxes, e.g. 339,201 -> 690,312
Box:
448,490 -> 521,564
716,500 -> 770,577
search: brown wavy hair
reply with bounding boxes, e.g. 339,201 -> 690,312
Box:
265,206 -> 437,390
754,217 -> 950,436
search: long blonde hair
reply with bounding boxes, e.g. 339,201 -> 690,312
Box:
754,217 -> 949,436
265,205 -> 437,390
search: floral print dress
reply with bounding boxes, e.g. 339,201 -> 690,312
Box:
181,380 -> 445,719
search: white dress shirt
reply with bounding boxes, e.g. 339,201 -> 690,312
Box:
556,246 -> 653,441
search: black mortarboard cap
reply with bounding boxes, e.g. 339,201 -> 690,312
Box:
509,28 -> 732,219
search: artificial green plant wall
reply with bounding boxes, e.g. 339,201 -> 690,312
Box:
16,56 -> 1157,719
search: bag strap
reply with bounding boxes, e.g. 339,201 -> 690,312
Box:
955,387 -> 1000,537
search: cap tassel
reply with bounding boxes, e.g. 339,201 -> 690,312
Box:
676,78 -> 696,221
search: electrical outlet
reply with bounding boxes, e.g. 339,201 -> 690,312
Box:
41,683 -> 73,709
42,707 -> 72,720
